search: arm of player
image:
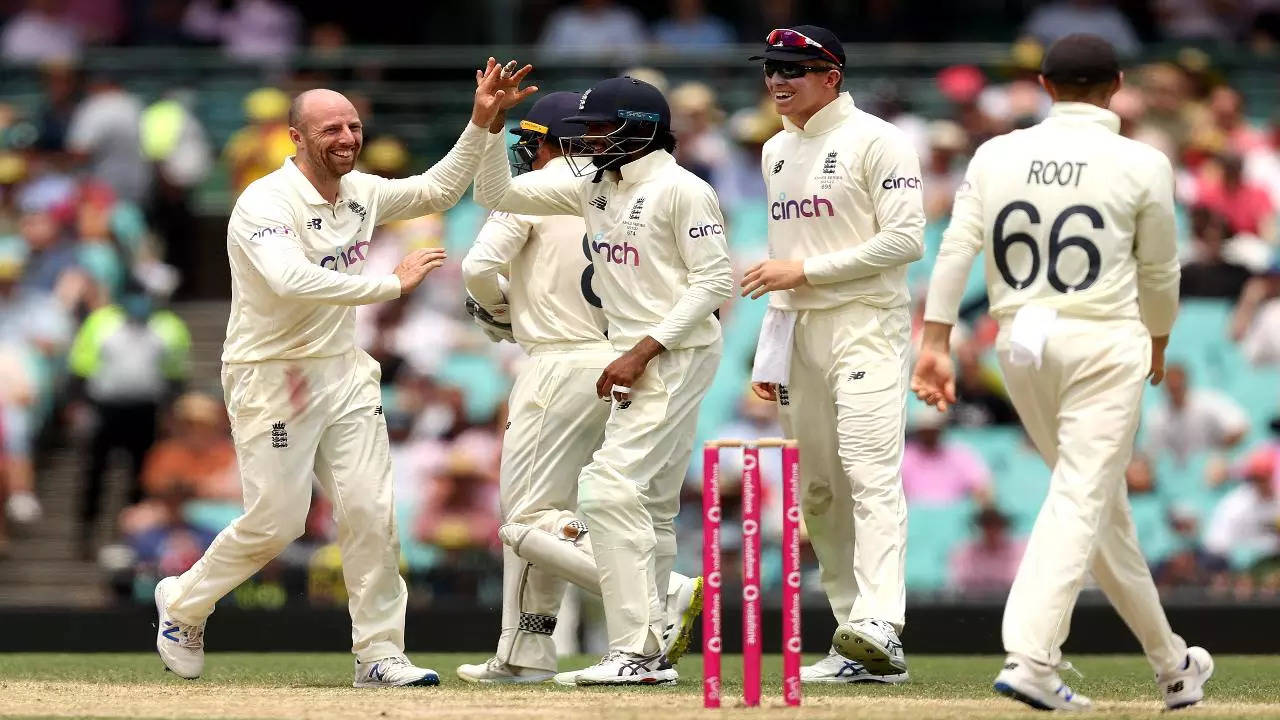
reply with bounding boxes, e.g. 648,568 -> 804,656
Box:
461,210 -> 532,310
649,183 -> 734,349
234,204 -> 401,305
1133,153 -> 1181,340
914,157 -> 986,412
473,129 -> 583,216
372,121 -> 489,223
802,132 -> 926,284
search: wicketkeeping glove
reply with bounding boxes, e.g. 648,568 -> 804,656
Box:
466,295 -> 515,343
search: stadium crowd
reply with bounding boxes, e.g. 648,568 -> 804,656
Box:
0,0 -> 1278,615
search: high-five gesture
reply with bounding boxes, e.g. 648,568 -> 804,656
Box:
472,57 -> 538,128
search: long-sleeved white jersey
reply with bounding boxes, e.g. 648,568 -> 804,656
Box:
761,92 -> 925,311
473,132 -> 732,351
461,156 -> 609,352
222,122 -> 489,363
923,102 -> 1181,337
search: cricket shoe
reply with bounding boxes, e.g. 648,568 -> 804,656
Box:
832,618 -> 908,676
993,655 -> 1092,711
354,656 -> 440,687
661,574 -> 703,664
801,650 -> 910,684
569,651 -> 678,686
456,657 -> 554,684
154,576 -> 204,679
1159,646 -> 1213,710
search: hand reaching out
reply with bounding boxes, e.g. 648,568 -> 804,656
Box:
472,57 -> 538,128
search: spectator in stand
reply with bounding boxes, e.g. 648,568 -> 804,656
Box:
1022,0 -> 1141,57
1180,205 -> 1254,300
131,0 -> 198,46
1204,450 -> 1280,565
669,81 -> 730,184
65,75 -> 150,207
127,483 -> 215,580
34,61 -> 79,154
948,507 -> 1026,595
712,98 -> 779,214
414,451 -> 500,552
64,0 -> 125,47
937,64 -> 995,147
1137,63 -> 1202,153
1208,85 -> 1269,155
652,0 -> 735,49
223,87 -> 294,195
181,0 -> 303,63
1195,152 -> 1275,239
951,340 -> 1018,427
1233,263 -> 1280,365
1152,0 -> 1240,43
921,120 -> 967,222
68,291 -> 190,557
1143,364 -> 1249,465
1155,503 -> 1230,588
901,408 -> 992,506
141,89 -> 212,287
537,0 -> 647,62
0,0 -> 81,65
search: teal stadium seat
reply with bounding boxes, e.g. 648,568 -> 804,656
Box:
906,501 -> 975,591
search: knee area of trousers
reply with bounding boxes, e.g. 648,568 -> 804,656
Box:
801,485 -> 834,516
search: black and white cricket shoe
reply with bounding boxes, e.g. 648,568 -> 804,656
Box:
993,655 -> 1092,711
832,618 -> 908,676
569,650 -> 678,686
353,655 -> 440,687
801,650 -> 910,684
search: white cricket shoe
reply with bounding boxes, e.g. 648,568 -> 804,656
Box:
154,576 -> 204,679
353,655 -> 440,687
993,655 -> 1093,711
569,651 -> 678,686
1159,646 -> 1214,710
456,657 -> 554,684
802,650 -> 910,684
661,575 -> 703,664
832,618 -> 907,676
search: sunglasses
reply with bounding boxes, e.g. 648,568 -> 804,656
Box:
763,60 -> 836,80
765,28 -> 843,66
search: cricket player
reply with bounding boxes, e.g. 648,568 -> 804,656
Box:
912,34 -> 1213,710
454,91 -> 703,684
473,75 -> 732,685
152,63 -> 532,687
740,25 -> 922,682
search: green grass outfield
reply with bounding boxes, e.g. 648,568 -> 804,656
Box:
1,653 -> 1278,719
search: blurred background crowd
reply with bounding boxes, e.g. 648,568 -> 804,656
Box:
0,0 -> 1279,633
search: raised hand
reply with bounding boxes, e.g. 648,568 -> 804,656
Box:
472,57 -> 539,127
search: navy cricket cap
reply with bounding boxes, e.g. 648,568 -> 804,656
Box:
1041,33 -> 1120,85
749,25 -> 845,67
563,76 -> 671,131
511,91 -> 582,140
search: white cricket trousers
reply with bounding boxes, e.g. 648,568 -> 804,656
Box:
777,302 -> 910,632
999,317 -> 1187,673
579,342 -> 720,654
164,349 -> 406,663
496,344 -> 614,671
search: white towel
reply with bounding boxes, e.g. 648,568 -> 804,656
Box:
1007,305 -> 1058,369
751,307 -> 798,384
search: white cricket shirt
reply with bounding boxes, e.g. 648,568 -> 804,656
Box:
760,92 -> 926,311
461,156 -> 609,351
222,121 -> 489,363
473,133 -> 732,352
924,102 -> 1181,336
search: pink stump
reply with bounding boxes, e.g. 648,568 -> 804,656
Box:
781,444 -> 802,706
701,445 -> 722,709
741,445 -> 762,707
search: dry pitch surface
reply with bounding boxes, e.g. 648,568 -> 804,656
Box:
2,653 -> 1279,719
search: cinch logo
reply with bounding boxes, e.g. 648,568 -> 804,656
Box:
320,239 -> 372,270
590,233 -> 640,266
881,176 -> 922,189
688,223 -> 723,238
770,193 -> 835,220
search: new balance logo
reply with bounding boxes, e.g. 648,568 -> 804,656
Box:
616,400 -> 632,410
589,196 -> 607,210
1167,681 -> 1184,694
1003,662 -> 1019,671
628,197 -> 645,220
772,160 -> 784,174
822,151 -> 838,174
307,218 -> 322,230
271,421 -> 288,448
374,405 -> 383,416
346,200 -> 367,220
847,371 -> 865,381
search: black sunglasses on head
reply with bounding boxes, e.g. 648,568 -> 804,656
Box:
763,60 -> 837,79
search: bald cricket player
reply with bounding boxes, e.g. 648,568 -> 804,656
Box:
912,34 -> 1213,711
152,65 -> 534,687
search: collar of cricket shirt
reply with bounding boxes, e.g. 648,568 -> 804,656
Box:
616,149 -> 676,188
1046,102 -> 1121,135
282,156 -> 354,207
781,91 -> 854,137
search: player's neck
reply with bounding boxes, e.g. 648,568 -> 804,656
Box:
785,93 -> 840,130
294,158 -> 341,204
